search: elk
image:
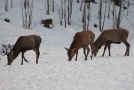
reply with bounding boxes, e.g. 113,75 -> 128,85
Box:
65,30 -> 95,61
7,35 -> 41,65
93,28 -> 130,57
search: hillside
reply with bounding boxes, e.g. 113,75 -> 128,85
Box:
0,0 -> 134,90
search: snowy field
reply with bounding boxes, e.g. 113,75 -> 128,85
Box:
0,0 -> 134,90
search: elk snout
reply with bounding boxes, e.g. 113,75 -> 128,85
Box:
68,59 -> 71,61
68,56 -> 73,61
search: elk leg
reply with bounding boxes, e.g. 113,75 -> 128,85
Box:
123,41 -> 130,56
21,52 -> 24,65
86,47 -> 90,59
36,49 -> 40,64
22,51 -> 28,63
127,43 -> 130,56
127,42 -> 130,56
108,43 -> 111,56
102,44 -> 107,57
90,44 -> 93,60
75,51 -> 78,61
23,55 -> 29,63
34,48 -> 40,64
83,47 -> 87,60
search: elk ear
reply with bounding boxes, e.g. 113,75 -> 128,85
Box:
64,47 -> 69,51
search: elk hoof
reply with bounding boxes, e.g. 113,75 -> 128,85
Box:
85,58 -> 87,60
90,56 -> 93,60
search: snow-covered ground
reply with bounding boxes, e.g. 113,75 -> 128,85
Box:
0,0 -> 134,90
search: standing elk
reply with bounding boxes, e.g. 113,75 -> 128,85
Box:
93,28 -> 130,57
65,30 -> 95,61
6,35 -> 41,65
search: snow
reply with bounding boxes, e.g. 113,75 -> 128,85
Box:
0,0 -> 134,90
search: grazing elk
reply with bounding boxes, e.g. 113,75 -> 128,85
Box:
7,35 -> 41,65
65,30 -> 95,61
93,28 -> 130,57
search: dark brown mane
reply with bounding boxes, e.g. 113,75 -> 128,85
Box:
94,33 -> 103,49
70,33 -> 82,49
11,40 -> 21,60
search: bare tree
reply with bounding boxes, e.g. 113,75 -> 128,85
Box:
64,0 -> 67,28
10,0 -> 13,8
82,2 -> 86,30
5,0 -> 8,12
46,0 -> 50,15
59,0 -> 73,28
98,0 -> 103,31
46,0 -> 55,15
112,0 -> 125,28
107,1 -> 112,19
112,1 -> 116,28
101,1 -> 107,31
67,0 -> 73,25
79,0 -> 83,11
87,3 -> 91,30
116,0 -> 122,28
21,0 -> 33,29
126,0 -> 130,16
60,0 -> 64,25
52,0 -> 54,12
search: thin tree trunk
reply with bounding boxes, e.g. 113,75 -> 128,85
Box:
99,0 -> 102,31
107,1 -> 112,19
11,0 -> 13,8
82,2 -> 86,30
47,0 -> 50,15
52,0 -> 54,12
117,1 -> 122,28
102,1 -> 107,31
87,3 -> 90,30
5,0 -> 8,12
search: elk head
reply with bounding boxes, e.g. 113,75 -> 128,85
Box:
92,46 -> 99,57
7,50 -> 14,65
65,47 -> 77,61
1,44 -> 14,65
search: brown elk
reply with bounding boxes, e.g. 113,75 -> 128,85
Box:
7,35 -> 41,65
93,28 -> 130,57
65,30 -> 95,61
